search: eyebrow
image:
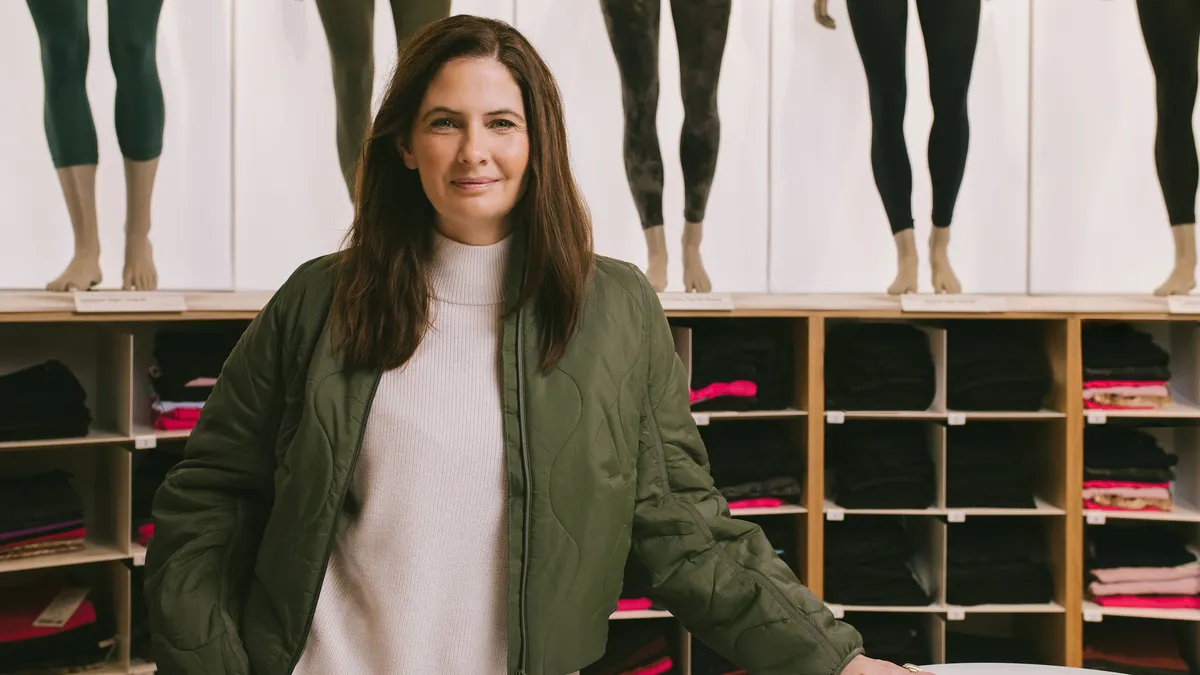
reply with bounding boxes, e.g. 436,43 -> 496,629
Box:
422,106 -> 526,122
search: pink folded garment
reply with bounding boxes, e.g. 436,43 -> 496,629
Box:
1084,480 -> 1171,490
616,598 -> 653,612
1083,487 -> 1172,501
1093,595 -> 1200,609
690,380 -> 756,405
1090,576 -> 1200,597
1093,558 -> 1200,584
1083,380 -> 1169,389
1084,499 -> 1166,512
728,498 -> 785,510
629,657 -> 673,675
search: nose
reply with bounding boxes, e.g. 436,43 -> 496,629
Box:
458,124 -> 489,166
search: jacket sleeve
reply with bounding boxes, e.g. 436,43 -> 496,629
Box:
143,272 -> 301,674
629,275 -> 864,675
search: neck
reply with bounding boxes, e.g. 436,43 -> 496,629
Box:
435,218 -> 513,247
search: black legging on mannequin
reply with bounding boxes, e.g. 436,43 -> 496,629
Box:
846,0 -> 980,235
315,0 -> 451,197
600,0 -> 731,228
25,0 -> 165,169
1137,0 -> 1200,227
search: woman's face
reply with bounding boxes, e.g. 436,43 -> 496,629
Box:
400,57 -> 530,245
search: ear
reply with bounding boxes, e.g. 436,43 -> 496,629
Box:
395,136 -> 418,170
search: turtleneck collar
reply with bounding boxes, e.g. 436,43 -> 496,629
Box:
428,230 -> 512,306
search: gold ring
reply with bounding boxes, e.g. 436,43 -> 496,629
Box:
902,666 -> 921,673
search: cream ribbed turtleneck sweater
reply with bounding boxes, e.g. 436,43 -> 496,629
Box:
294,232 -> 511,675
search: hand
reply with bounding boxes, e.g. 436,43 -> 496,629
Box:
842,655 -> 932,674
814,0 -> 837,29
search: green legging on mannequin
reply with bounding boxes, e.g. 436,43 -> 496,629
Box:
26,0 -> 165,169
315,0 -> 452,196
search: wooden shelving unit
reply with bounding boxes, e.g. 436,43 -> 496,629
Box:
4,291 -> 1200,673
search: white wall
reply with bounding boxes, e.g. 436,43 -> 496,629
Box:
1029,0 -> 1196,294
516,0 -> 771,292
769,0 -> 1031,294
0,1 -> 233,290
233,0 -> 515,291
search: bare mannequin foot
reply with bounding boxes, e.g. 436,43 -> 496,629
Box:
643,225 -> 668,292
46,251 -> 102,292
929,226 -> 962,294
1155,224 -> 1197,296
888,229 -> 918,295
682,221 -> 712,293
123,237 -> 158,291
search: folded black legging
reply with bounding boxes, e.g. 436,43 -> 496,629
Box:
26,0 -> 165,168
600,0 -> 731,227
1137,0 -> 1200,226
846,0 -> 980,234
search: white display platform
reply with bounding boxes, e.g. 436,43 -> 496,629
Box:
924,665 -> 1113,675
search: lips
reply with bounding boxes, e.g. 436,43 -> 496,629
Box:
452,178 -> 498,186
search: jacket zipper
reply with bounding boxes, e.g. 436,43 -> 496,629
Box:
284,370 -> 383,675
515,307 -> 532,675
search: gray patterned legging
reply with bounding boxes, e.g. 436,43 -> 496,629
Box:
600,0 -> 732,228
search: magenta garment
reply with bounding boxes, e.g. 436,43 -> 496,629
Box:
690,380 -> 756,405
727,498 -> 785,509
1093,595 -> 1200,609
1090,576 -> 1200,597
616,598 -> 653,612
1085,480 -> 1171,490
1083,380 -> 1169,389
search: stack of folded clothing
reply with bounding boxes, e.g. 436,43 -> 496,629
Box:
0,471 -> 86,562
0,360 -> 91,442
1087,523 -> 1200,609
1084,619 -> 1190,674
1083,323 -> 1173,410
851,614 -> 930,667
131,449 -> 183,550
946,629 -> 1038,664
690,640 -> 744,675
946,424 -> 1036,509
0,580 -> 116,673
582,620 -> 676,675
947,321 -> 1052,411
1084,427 -> 1177,512
702,423 -> 803,511
825,323 -> 936,411
826,422 -> 934,509
824,517 -> 932,606
150,326 -> 245,431
946,519 -> 1054,605
680,319 -> 793,412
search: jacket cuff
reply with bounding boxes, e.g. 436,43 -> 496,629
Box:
833,646 -> 866,675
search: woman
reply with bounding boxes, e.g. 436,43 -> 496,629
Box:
145,14 -> 924,675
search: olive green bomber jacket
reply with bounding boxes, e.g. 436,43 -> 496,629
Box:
143,250 -> 863,675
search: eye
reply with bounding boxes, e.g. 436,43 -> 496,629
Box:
490,119 -> 517,130
430,117 -> 457,129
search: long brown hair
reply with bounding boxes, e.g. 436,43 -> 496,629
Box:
330,15 -> 594,373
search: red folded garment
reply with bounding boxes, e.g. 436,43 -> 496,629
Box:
616,598 -> 653,612
153,415 -> 197,431
1093,595 -> 1200,609
1083,380 -> 1168,389
690,380 -> 756,405
1084,480 -> 1171,490
727,498 -> 785,510
627,656 -> 673,675
136,523 -> 154,547
0,584 -> 96,643
0,528 -> 86,554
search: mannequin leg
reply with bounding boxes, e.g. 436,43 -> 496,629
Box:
671,0 -> 731,293
601,0 -> 667,291
846,0 -> 915,294
918,0 -> 979,294
315,0 -> 376,199
26,0 -> 103,291
388,0 -> 451,45
1137,0 -> 1200,295
109,0 -> 165,291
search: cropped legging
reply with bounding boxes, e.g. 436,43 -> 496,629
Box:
847,0 -> 980,234
315,0 -> 452,196
26,0 -> 165,169
601,0 -> 732,228
1137,0 -> 1200,226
